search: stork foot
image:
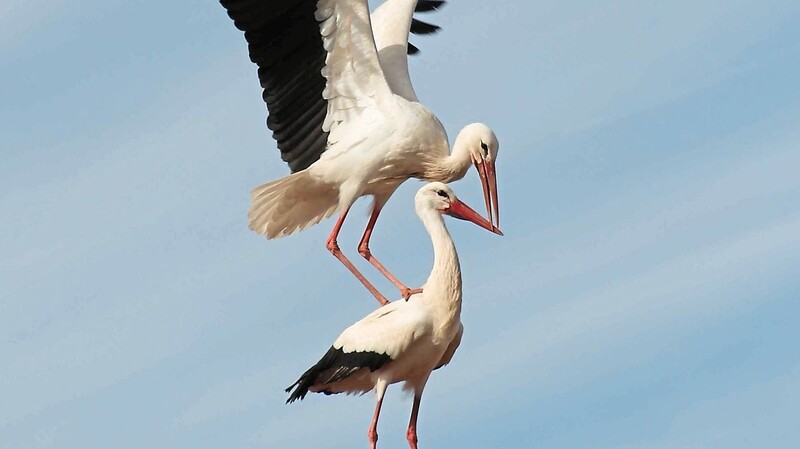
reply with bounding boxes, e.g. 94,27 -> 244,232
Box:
402,288 -> 423,301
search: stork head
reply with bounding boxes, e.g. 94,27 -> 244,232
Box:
454,123 -> 500,230
416,182 -> 503,235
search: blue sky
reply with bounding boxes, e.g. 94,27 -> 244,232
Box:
2,0 -> 799,448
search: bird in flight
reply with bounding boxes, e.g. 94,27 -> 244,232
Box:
220,0 -> 501,305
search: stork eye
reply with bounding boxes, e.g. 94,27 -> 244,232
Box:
436,189 -> 448,198
480,141 -> 489,157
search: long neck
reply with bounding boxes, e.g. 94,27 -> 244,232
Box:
419,209 -> 462,306
423,139 -> 471,183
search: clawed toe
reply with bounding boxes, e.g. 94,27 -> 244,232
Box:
401,288 -> 423,300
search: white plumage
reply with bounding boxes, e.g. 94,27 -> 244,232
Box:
285,182 -> 501,449
222,0 -> 502,305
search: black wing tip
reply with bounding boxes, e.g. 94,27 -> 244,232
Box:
285,372 -> 315,404
415,0 -> 446,13
409,2 -> 446,56
221,0 -> 328,172
410,18 -> 441,35
284,346 -> 392,403
285,383 -> 307,404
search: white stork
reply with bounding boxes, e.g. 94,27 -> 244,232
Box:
220,0 -> 501,305
285,182 -> 501,449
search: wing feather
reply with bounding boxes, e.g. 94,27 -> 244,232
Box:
434,323 -> 463,370
317,0 -> 393,145
334,301 -> 431,359
221,0 -> 441,171
371,0 -> 447,102
221,0 -> 328,173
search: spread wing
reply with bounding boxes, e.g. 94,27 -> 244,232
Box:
221,0 -> 328,172
372,0 -> 446,102
221,0 -> 445,172
408,0 -> 446,55
316,0 -> 393,145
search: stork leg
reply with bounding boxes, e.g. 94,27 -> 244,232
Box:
358,205 -> 423,300
406,392 -> 423,449
326,207 -> 390,306
368,381 -> 389,449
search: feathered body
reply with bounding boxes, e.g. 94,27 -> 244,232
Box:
237,0 -> 497,240
222,0 -> 500,305
286,182 -> 468,403
249,79 -> 469,240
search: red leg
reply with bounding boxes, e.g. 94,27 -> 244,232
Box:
368,383 -> 388,449
406,393 -> 423,449
358,206 -> 422,300
326,208 -> 390,306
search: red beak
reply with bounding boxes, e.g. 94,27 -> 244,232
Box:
473,159 -> 500,231
445,198 -> 503,236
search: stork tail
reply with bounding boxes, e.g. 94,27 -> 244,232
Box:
248,170 -> 338,239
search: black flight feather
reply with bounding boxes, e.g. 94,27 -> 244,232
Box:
220,0 -> 328,173
415,0 -> 446,13
221,0 -> 448,167
285,346 -> 392,404
408,1 -> 446,55
410,18 -> 441,35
